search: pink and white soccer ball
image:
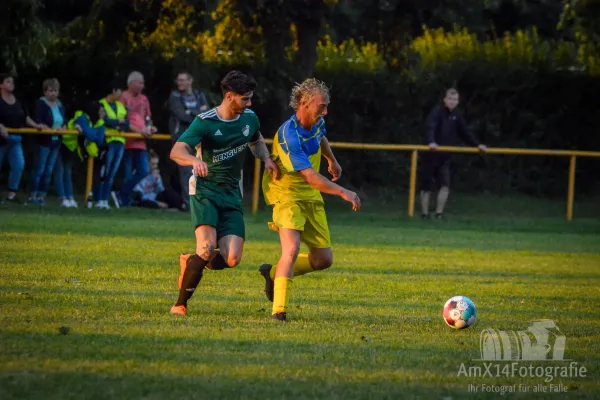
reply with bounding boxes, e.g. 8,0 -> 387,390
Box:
443,296 -> 477,329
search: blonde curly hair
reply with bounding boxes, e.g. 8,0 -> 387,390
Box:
289,78 -> 330,111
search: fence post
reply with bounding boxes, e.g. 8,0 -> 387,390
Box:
566,155 -> 576,221
252,157 -> 261,216
84,156 -> 94,205
408,150 -> 418,217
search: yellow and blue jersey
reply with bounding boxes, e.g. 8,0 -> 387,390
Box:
262,115 -> 327,205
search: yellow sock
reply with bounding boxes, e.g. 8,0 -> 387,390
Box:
269,253 -> 313,279
293,253 -> 314,277
272,277 -> 292,315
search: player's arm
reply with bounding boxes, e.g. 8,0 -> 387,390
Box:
298,168 -> 360,211
249,132 -> 280,179
248,132 -> 271,161
320,136 -> 342,181
170,118 -> 208,177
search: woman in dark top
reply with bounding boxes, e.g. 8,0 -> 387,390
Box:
0,73 -> 44,203
29,78 -> 66,205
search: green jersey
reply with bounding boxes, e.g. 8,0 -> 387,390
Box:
178,108 -> 260,190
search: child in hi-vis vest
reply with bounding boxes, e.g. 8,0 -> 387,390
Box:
60,101 -> 105,208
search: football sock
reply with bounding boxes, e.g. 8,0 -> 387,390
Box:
175,254 -> 209,306
269,253 -> 314,279
206,250 -> 228,270
292,253 -> 314,277
272,277 -> 292,315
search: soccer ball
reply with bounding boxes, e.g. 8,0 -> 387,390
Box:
443,296 -> 476,329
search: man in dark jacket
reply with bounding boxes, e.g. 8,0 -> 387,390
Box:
168,71 -> 209,209
419,88 -> 487,219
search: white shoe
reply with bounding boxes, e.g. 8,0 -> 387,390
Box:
68,199 -> 78,208
94,201 -> 104,209
61,199 -> 71,208
102,200 -> 111,210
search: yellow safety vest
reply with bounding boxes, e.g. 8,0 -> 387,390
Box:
66,111 -> 105,159
99,98 -> 127,144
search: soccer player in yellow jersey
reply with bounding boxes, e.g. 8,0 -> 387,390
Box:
260,78 -> 361,322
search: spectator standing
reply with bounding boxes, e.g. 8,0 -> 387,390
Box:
95,82 -> 129,209
119,71 -> 156,206
0,73 -> 43,204
29,78 -> 66,205
168,71 -> 210,210
419,88 -> 487,219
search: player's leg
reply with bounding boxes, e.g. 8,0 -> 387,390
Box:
259,202 -> 305,303
271,227 -> 302,321
206,208 -> 245,270
171,197 -> 218,315
435,159 -> 451,218
296,202 -> 333,274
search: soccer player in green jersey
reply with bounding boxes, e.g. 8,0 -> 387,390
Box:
169,71 -> 278,316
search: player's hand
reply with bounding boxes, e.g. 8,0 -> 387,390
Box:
192,158 -> 208,177
328,160 -> 342,182
264,158 -> 280,180
478,144 -> 488,153
340,189 -> 361,212
428,142 -> 438,150
0,125 -> 8,138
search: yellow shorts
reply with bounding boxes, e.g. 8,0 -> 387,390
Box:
269,201 -> 331,248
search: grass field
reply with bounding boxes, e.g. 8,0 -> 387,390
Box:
1,197 -> 600,399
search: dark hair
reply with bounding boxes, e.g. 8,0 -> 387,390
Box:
220,70 -> 256,96
108,79 -> 123,93
84,101 -> 102,124
0,73 -> 13,84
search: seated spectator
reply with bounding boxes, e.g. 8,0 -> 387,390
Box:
0,73 -> 43,204
133,150 -> 183,210
29,78 -> 66,205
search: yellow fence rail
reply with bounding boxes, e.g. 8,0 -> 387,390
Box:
7,128 -> 600,221
7,128 -> 170,204
252,138 -> 600,221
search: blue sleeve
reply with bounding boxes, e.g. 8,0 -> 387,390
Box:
76,115 -> 92,131
75,115 -> 99,142
118,119 -> 130,132
104,117 -> 119,129
281,121 -> 312,172
156,177 -> 165,194
133,176 -> 148,194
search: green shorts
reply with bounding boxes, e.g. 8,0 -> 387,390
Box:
190,196 -> 245,240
